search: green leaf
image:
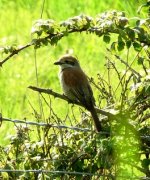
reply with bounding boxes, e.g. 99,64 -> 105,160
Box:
141,159 -> 150,169
127,28 -> 135,40
41,39 -> 48,46
103,34 -> 111,44
133,42 -> 142,52
118,17 -> 128,27
50,36 -> 59,45
126,40 -> 132,49
117,41 -> 125,51
36,30 -> 42,36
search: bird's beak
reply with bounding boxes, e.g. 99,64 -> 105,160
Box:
54,61 -> 62,65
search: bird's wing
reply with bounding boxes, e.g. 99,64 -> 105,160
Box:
62,68 -> 95,109
70,83 -> 95,110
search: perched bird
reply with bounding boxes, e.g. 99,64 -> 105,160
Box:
54,55 -> 102,132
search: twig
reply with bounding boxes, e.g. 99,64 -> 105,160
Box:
107,48 -> 142,79
114,54 -> 142,78
0,43 -> 32,67
0,113 -> 2,127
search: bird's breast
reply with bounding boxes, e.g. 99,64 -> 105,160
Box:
60,68 -> 87,87
59,67 -> 88,99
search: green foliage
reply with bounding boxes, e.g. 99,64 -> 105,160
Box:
1,10 -> 149,56
0,0 -> 150,179
29,11 -> 149,50
0,126 -> 114,179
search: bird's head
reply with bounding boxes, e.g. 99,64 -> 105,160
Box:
54,55 -> 80,70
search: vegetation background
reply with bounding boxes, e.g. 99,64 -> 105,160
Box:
0,0 -> 149,179
0,0 -> 147,142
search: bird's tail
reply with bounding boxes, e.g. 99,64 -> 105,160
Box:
90,107 -> 102,132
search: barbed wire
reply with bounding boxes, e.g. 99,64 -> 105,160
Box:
0,169 -> 102,177
2,117 -> 111,134
0,169 -> 149,179
2,117 -> 89,132
1,117 -> 150,140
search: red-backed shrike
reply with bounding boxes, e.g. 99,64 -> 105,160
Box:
54,55 -> 102,132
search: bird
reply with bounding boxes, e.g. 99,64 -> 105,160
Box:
54,54 -> 102,132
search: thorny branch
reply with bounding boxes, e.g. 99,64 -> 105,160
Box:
0,43 -> 32,67
28,85 -> 115,118
28,85 -> 137,133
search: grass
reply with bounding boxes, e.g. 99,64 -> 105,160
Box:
0,0 -> 147,143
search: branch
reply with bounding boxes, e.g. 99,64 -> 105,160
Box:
0,43 -> 32,67
0,28 -> 86,66
28,86 -> 138,133
0,12 -> 149,67
28,86 -> 115,118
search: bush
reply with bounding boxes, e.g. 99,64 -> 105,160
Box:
0,2 -> 150,179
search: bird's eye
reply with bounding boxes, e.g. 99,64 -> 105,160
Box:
65,60 -> 69,63
65,60 -> 75,66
